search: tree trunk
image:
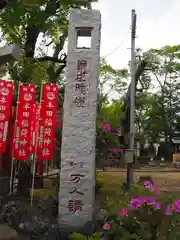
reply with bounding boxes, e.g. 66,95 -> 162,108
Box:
25,26 -> 40,58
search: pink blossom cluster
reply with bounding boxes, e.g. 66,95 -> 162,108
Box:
143,180 -> 160,194
103,181 -> 180,231
113,147 -> 124,154
165,200 -> 180,215
120,196 -> 160,216
103,123 -> 111,132
103,196 -> 161,230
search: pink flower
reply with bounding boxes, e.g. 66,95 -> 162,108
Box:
130,196 -> 157,208
145,197 -> 156,206
174,200 -> 180,213
113,147 -> 124,154
120,208 -> 128,216
130,198 -> 142,209
144,181 -> 153,189
165,205 -> 174,215
113,147 -> 119,153
103,123 -> 111,132
154,202 -> 161,210
102,222 -> 112,230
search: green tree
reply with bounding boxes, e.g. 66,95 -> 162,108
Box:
96,58 -> 128,166
0,0 -> 98,193
135,91 -> 162,142
137,45 -> 180,142
0,0 -> 97,85
98,58 -> 128,108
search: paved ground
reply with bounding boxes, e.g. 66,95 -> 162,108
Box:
0,224 -> 18,240
104,166 -> 180,172
101,170 -> 180,190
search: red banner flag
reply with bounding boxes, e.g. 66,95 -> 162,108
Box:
0,80 -> 14,152
13,84 -> 36,160
38,83 -> 58,160
30,104 -> 39,153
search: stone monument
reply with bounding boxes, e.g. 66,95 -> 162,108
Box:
58,9 -> 101,234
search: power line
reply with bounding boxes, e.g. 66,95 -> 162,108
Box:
102,26 -> 131,58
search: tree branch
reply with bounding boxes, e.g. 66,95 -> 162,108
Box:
54,64 -> 66,80
36,56 -> 66,64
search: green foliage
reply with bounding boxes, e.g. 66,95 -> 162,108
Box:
100,101 -> 123,128
71,232 -> 101,240
0,0 -> 97,85
96,59 -> 128,168
97,183 -> 180,239
99,58 -> 128,106
135,45 -> 180,141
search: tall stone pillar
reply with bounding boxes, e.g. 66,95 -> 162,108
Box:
58,9 -> 101,234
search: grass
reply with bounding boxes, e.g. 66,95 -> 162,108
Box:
96,170 -> 180,211
31,178 -> 56,203
31,170 -> 180,199
28,169 -> 180,213
98,170 -> 180,189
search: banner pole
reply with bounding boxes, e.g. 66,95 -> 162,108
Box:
10,81 -> 21,194
31,81 -> 44,206
46,160 -> 48,175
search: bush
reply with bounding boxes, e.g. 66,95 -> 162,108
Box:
72,180 -> 180,240
102,181 -> 180,240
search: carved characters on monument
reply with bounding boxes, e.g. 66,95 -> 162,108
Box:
67,200 -> 84,214
74,60 -> 89,107
67,173 -> 86,209
69,188 -> 84,195
70,173 -> 86,183
69,160 -> 84,168
76,60 -> 88,81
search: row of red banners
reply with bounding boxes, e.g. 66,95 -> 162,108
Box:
0,79 -> 59,161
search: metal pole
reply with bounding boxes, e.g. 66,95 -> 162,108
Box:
127,9 -> 136,189
31,81 -> 44,206
10,81 -> 21,194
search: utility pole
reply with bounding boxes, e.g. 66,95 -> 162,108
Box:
126,9 -> 136,189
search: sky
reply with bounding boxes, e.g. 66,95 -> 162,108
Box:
92,0 -> 180,70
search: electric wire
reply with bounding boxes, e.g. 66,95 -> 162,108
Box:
102,26 -> 131,58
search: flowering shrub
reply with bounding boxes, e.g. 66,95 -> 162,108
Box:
96,122 -> 124,169
101,181 -> 180,240
71,180 -> 180,239
113,147 -> 124,154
